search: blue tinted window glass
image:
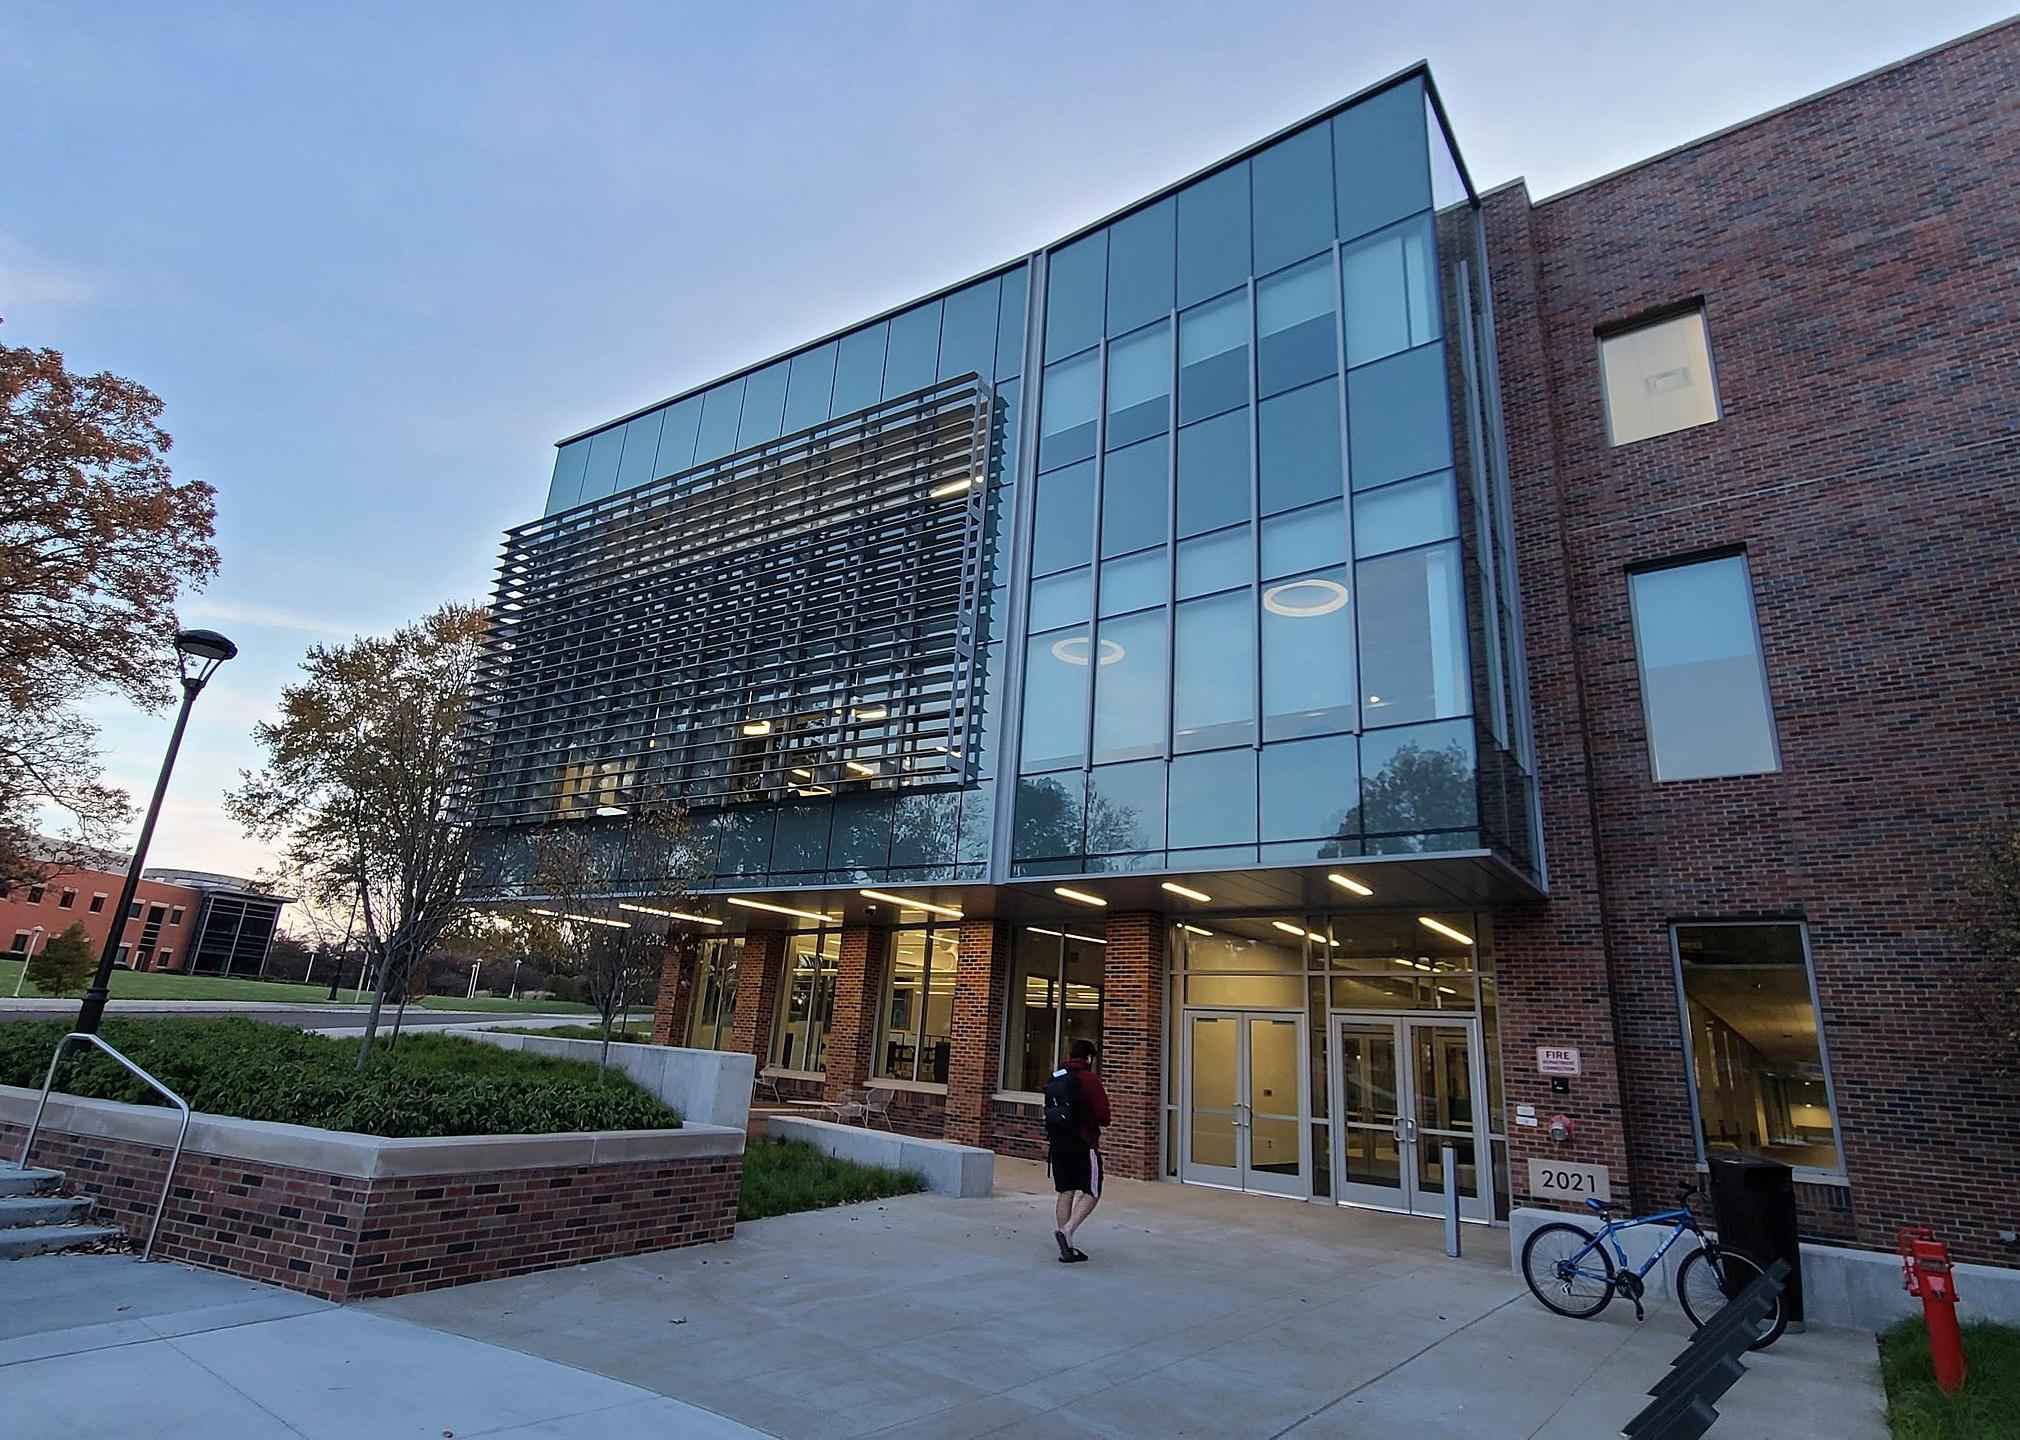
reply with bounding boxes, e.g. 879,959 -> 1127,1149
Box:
1260,734 -> 1360,843
890,792 -> 958,868
1105,322 -> 1171,451
1353,471 -> 1457,557
1176,410 -> 1251,538
547,439 -> 590,512
1357,540 -> 1467,726
1107,198 -> 1175,335
832,323 -> 889,416
1173,590 -> 1254,751
884,301 -> 942,399
1334,78 -> 1431,242
1259,379 -> 1345,515
655,395 -> 701,477
1045,232 -> 1106,363
1342,217 -> 1437,367
1256,256 -> 1337,397
1099,548 -> 1168,617
738,361 -> 789,449
716,806 -> 773,877
1038,351 -> 1099,472
1629,556 -> 1780,782
783,342 -> 838,433
998,264 -> 1030,380
1087,759 -> 1164,853
1359,717 -> 1475,834
614,410 -> 664,493
1031,459 -> 1095,577
772,803 -> 832,873
956,783 -> 994,865
1092,606 -> 1167,764
1178,291 -> 1249,424
581,426 -> 625,501
1428,96 -> 1468,210
1029,567 -> 1092,633
829,792 -> 894,871
694,379 -> 745,463
1100,435 -> 1168,558
1347,342 -> 1452,489
1177,524 -> 1252,599
1169,747 -> 1257,847
939,278 -> 1000,383
1253,124 -> 1335,275
1261,500 -> 1344,580
1177,162 -> 1251,307
1263,563 -> 1356,739
1020,628 -> 1090,772
1014,772 -> 1086,859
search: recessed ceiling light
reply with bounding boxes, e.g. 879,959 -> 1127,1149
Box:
859,888 -> 963,919
528,907 -> 631,929
1417,916 -> 1475,946
1053,886 -> 1106,907
741,719 -> 772,736
845,760 -> 879,776
1327,872 -> 1373,897
1180,923 -> 1213,937
929,476 -> 975,499
728,897 -> 836,923
853,704 -> 888,721
594,804 -> 628,817
1161,881 -> 1211,903
797,785 -> 833,796
790,767 -> 813,778
1027,926 -> 1107,945
1271,920 -> 1307,938
1262,578 -> 1350,617
617,902 -> 724,926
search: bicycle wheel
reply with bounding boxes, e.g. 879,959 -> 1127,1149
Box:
1676,1244 -> 1788,1350
1521,1222 -> 1615,1319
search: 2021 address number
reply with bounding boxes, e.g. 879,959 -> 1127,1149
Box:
1527,1158 -> 1612,1202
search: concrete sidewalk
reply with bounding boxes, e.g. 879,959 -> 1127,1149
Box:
0,1254 -> 762,1438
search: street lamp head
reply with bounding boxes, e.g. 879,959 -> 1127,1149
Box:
174,628 -> 238,687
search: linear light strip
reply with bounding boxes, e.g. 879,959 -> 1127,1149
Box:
858,889 -> 963,919
1417,916 -> 1475,946
1053,887 -> 1106,908
616,902 -> 724,926
727,896 -> 837,923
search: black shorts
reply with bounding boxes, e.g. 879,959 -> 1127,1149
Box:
1050,1141 -> 1101,1197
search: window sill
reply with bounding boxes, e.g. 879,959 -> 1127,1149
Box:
762,1067 -> 826,1083
993,1090 -> 1044,1106
868,1078 -> 948,1095
1694,1161 -> 1848,1188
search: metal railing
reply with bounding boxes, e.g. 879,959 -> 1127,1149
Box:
16,1032 -> 191,1261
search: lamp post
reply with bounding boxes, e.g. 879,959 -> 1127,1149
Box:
510,958 -> 522,999
76,629 -> 237,1035
11,925 -> 46,999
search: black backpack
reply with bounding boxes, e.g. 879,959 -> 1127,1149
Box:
1042,1067 -> 1084,1143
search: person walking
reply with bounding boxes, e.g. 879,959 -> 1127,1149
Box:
1043,1039 -> 1110,1262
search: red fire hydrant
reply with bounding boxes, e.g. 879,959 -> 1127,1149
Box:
1899,1228 -> 1966,1396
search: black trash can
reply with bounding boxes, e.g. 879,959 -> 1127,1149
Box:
1707,1154 -> 1804,1328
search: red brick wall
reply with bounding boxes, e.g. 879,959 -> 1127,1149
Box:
648,937 -> 697,1046
729,930 -> 787,1064
1,870 -> 206,971
945,920 -> 1006,1148
1489,21 -> 2020,1263
3,1120 -> 739,1301
1100,912 -> 1163,1181
822,925 -> 884,1100
873,1086 -> 947,1139
992,1097 -> 1047,1162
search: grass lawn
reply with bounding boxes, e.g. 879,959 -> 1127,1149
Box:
1881,1317 -> 2020,1438
0,957 -> 596,1012
491,1022 -> 653,1042
0,1017 -> 680,1137
416,995 -> 596,1013
739,1136 -> 923,1222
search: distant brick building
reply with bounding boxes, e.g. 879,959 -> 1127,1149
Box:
462,21 -> 2020,1266
3,853 -> 289,977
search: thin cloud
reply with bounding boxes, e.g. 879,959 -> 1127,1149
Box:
180,598 -> 357,638
0,230 -> 95,309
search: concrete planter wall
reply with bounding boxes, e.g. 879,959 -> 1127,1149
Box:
1,1085 -> 743,1302
764,1115 -> 992,1198
455,1028 -> 755,1130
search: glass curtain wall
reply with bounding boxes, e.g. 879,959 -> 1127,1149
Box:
1003,923 -> 1107,1092
1015,76 -> 1503,878
1165,911 -> 1507,1217
684,937 -> 740,1051
875,923 -> 960,1083
770,927 -> 840,1072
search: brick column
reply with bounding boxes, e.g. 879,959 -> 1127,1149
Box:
945,920 -> 1007,1149
728,930 -> 788,1065
822,925 -> 885,1100
648,936 -> 699,1047
1100,911 -> 1164,1181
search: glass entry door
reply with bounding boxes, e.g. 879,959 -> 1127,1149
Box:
1333,1016 -> 1490,1222
1180,1010 -> 1309,1198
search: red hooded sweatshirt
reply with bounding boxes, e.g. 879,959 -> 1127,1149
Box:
1063,1056 -> 1111,1148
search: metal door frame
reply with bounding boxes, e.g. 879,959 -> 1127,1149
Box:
1177,1006 -> 1311,1199
1329,1012 -> 1493,1223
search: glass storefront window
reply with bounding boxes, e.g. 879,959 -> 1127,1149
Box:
876,924 -> 958,1083
770,929 -> 838,1072
1673,923 -> 1842,1174
684,938 -> 740,1051
1004,924 -> 1106,1092
1357,540 -> 1467,727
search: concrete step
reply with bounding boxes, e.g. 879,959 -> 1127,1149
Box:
0,1193 -> 92,1228
0,1165 -> 64,1198
0,1223 -> 124,1260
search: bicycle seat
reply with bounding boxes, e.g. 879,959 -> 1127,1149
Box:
1584,1197 -> 1624,1216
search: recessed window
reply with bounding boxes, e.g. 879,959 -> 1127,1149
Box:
168,906 -> 185,926
685,939 -> 740,1051
1628,554 -> 1778,782
1003,925 -> 1105,1092
89,893 -> 106,914
9,932 -> 27,953
1599,309 -> 1720,446
58,890 -> 75,910
770,929 -> 838,1073
876,924 -> 958,1084
1672,923 -> 1842,1175
26,885 -> 43,904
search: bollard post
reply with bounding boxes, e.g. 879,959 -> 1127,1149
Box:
1443,1143 -> 1461,1257
1899,1228 -> 1966,1396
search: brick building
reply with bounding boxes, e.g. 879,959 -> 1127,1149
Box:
3,853 -> 289,978
462,22 -> 2020,1266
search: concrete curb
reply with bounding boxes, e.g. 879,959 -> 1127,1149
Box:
764,1115 -> 992,1197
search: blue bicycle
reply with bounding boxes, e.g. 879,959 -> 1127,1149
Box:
1519,1182 -> 1787,1349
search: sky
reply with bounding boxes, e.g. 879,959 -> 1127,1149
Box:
2,0 -> 2010,881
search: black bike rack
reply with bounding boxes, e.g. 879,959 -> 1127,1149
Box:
1620,1259 -> 1789,1440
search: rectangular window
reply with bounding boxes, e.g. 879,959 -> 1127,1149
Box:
876,924 -> 958,1084
27,885 -> 43,904
9,932 -> 26,953
169,906 -> 185,926
89,893 -> 106,913
58,890 -> 75,909
770,929 -> 838,1072
157,949 -> 172,969
1600,309 -> 1719,446
1357,540 -> 1467,727
1672,923 -> 1842,1175
1628,554 -> 1779,782
685,938 -> 741,1051
1003,925 -> 1105,1092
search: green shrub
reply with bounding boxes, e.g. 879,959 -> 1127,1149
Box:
490,1023 -> 653,1043
0,1018 -> 681,1138
738,1136 -> 922,1221
1881,1316 -> 2020,1439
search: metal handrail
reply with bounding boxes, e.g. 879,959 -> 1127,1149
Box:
16,1032 -> 191,1261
